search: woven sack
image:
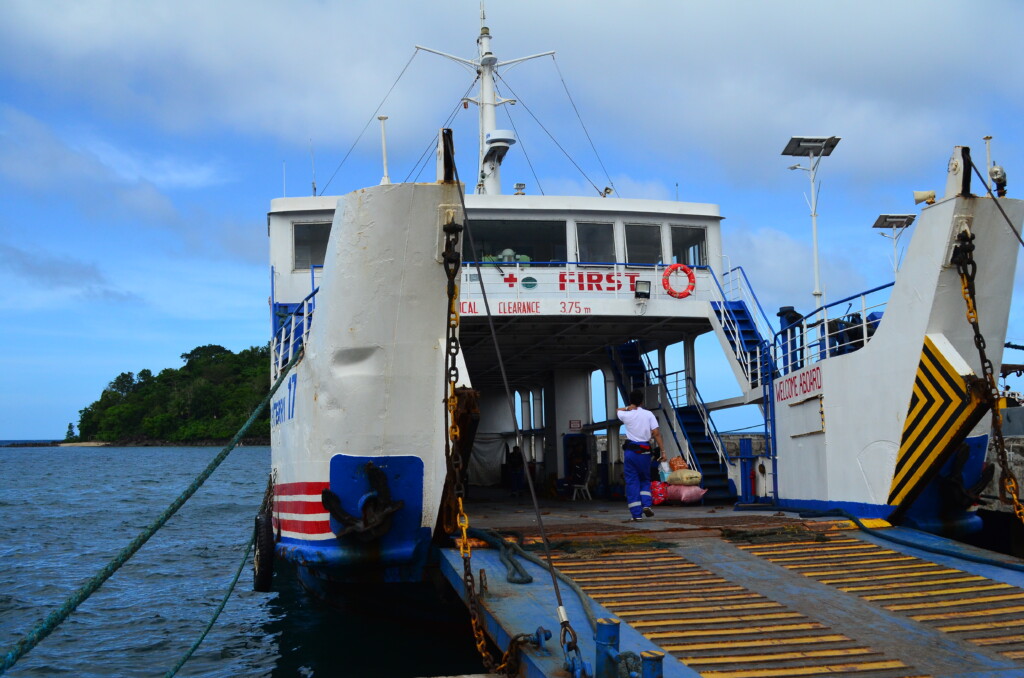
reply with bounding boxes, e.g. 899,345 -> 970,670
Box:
666,469 -> 702,486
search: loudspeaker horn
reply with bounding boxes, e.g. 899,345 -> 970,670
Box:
913,190 -> 936,205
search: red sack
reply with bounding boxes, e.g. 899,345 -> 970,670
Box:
650,481 -> 668,505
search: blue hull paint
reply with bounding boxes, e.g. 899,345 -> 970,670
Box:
901,434 -> 988,537
276,453 -> 435,584
772,497 -> 896,520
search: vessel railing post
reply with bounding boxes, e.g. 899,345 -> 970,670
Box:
288,314 -> 296,364
641,650 -> 665,678
861,293 -> 869,348
819,317 -> 827,363
272,327 -> 283,381
304,297 -> 312,344
594,618 -> 620,678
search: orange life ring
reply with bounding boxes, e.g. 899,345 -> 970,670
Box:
662,264 -> 696,299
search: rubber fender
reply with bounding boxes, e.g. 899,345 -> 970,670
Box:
253,513 -> 275,593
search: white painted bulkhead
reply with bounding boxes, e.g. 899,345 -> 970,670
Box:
270,182 -> 463,538
267,196 -> 338,307
773,189 -> 1024,507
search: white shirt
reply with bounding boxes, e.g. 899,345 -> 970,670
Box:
617,407 -> 659,443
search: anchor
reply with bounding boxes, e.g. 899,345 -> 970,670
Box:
321,462 -> 404,542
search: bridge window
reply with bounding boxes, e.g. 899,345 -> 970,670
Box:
471,219 -> 566,263
576,222 -> 615,264
294,222 -> 331,270
671,226 -> 706,266
625,223 -> 662,265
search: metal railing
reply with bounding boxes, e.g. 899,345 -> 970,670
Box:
271,289 -> 317,381
641,361 -> 698,470
773,283 -> 894,375
702,267 -> 772,391
721,266 -> 775,345
687,376 -> 729,467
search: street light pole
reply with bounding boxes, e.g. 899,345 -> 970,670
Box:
871,214 -> 916,277
807,151 -> 823,306
782,136 -> 840,309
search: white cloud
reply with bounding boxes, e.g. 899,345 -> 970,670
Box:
3,0 -> 1021,188
0,106 -> 179,224
0,241 -> 141,307
77,138 -> 225,190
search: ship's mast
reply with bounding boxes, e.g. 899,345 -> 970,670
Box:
417,12 -> 552,195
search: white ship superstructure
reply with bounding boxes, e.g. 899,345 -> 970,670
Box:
260,18 -> 1024,592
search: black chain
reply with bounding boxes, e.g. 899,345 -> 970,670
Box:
442,215 -> 465,532
442,213 -> 522,675
951,229 -> 1024,524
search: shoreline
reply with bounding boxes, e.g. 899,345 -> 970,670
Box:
4,437 -> 270,448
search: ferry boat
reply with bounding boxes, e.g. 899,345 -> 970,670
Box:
257,18 -> 1024,597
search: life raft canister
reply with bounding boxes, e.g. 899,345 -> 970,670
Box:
662,263 -> 696,299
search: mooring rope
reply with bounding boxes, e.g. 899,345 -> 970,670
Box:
164,531 -> 254,678
0,346 -> 304,675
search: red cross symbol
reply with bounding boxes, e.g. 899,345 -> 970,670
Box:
503,273 -> 518,287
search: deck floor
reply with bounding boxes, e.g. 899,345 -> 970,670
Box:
439,489 -> 1024,678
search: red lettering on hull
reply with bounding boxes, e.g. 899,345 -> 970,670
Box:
497,301 -> 541,314
775,365 -> 822,403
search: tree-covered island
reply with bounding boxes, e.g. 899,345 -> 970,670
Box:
72,344 -> 271,445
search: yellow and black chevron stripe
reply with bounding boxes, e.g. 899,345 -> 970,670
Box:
888,335 -> 987,509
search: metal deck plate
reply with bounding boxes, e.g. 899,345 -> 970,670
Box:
442,497 -> 1024,677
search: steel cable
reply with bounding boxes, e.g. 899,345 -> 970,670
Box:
442,132 -> 583,655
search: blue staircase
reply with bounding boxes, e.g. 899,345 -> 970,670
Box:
711,300 -> 763,387
608,341 -> 649,402
674,405 -> 733,503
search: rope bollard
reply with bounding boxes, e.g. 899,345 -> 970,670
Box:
594,618 -> 621,678
640,650 -> 665,678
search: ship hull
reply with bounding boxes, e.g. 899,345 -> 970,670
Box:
269,180 -> 463,585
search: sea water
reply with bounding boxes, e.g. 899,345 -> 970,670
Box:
0,446 -> 483,677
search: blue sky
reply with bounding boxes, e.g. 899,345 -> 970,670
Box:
3,1 -> 1024,439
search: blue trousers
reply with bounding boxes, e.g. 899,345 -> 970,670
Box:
624,449 -> 653,518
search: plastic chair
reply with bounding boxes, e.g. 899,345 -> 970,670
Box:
571,467 -> 592,500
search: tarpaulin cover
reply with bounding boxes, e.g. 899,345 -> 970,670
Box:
469,434 -> 507,486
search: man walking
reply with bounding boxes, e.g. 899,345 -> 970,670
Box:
617,389 -> 665,521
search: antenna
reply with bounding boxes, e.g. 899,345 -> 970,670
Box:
983,135 -> 992,191
417,19 -> 552,195
309,139 -> 317,196
378,116 -> 391,185
282,161 -> 286,197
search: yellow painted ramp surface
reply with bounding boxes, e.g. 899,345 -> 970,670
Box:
734,527 -> 1024,667
551,548 -> 924,677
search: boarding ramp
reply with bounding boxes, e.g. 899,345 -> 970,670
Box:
440,501 -> 1024,678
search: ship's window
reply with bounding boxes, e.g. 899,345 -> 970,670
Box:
670,226 -> 706,266
576,222 -> 615,264
470,219 -> 567,263
625,223 -> 662,265
294,222 -> 331,270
